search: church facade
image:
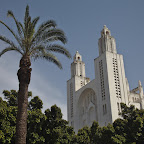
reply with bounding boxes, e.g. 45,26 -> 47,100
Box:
67,26 -> 144,133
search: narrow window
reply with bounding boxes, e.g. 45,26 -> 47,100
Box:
103,105 -> 105,114
117,102 -> 120,113
105,104 -> 107,113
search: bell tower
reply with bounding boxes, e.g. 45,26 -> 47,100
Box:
67,51 -> 90,127
94,25 -> 129,125
71,51 -> 86,78
98,25 -> 117,55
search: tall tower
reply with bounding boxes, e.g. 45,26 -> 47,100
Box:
98,25 -> 117,55
94,25 -> 129,125
67,51 -> 90,127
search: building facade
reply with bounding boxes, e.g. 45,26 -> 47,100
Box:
67,25 -> 144,133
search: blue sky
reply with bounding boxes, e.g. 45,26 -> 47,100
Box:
0,1 -> 144,119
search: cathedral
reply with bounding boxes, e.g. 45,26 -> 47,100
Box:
67,25 -> 144,133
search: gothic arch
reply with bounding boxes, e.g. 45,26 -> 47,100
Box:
77,88 -> 97,129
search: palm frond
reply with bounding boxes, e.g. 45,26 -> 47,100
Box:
26,22 -> 35,52
0,21 -> 22,47
45,35 -> 67,44
37,20 -> 56,32
0,47 -> 23,57
32,20 -> 57,43
0,35 -> 16,47
25,16 -> 31,39
35,29 -> 67,45
24,5 -> 29,28
28,22 -> 34,40
32,17 -> 40,28
24,5 -> 32,41
43,28 -> 65,36
29,45 -> 45,55
34,49 -> 62,69
47,44 -> 71,58
18,23 -> 25,53
7,10 -> 23,39
23,15 -> 34,53
19,22 -> 24,33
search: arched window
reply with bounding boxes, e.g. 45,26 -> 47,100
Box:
106,31 -> 109,35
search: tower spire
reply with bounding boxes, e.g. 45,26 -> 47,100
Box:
98,25 -> 117,55
71,51 -> 85,78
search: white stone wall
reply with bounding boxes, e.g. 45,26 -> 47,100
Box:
67,51 -> 90,129
74,79 -> 97,133
94,53 -> 112,127
67,78 -> 75,126
128,92 -> 141,109
105,52 -> 129,122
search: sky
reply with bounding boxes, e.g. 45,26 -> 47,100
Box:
0,1 -> 144,120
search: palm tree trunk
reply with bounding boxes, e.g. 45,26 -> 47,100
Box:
16,55 -> 32,144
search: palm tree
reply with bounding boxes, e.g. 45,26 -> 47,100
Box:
0,5 -> 71,144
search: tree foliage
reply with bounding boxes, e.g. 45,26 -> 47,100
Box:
113,103 -> 144,144
0,90 -> 75,144
1,91 -> 144,144
0,97 -> 17,144
28,96 -> 43,110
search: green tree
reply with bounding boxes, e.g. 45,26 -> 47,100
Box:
0,90 -> 31,144
2,90 -> 18,106
28,96 -> 43,110
76,126 -> 90,144
2,90 -> 32,107
3,89 -> 144,144
112,118 -> 127,144
90,121 -> 115,144
0,91 -> 46,144
90,121 -> 101,144
0,97 -> 17,144
0,91 -> 75,144
27,109 -> 46,144
113,103 -> 144,144
0,5 -> 71,144
100,124 -> 115,144
43,105 -> 74,144
27,95 -> 45,143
